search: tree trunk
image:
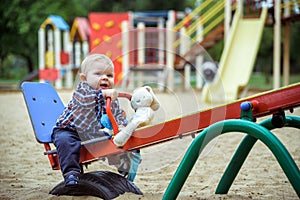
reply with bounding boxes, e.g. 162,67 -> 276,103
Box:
23,54 -> 34,73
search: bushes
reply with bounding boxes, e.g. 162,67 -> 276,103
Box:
0,54 -> 28,81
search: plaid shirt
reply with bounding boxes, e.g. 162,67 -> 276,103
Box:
55,82 -> 127,138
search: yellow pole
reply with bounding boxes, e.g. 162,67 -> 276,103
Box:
224,0 -> 232,45
273,0 -> 281,89
283,22 -> 290,86
237,0 -> 243,17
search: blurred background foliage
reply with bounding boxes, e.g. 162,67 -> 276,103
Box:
0,0 -> 299,85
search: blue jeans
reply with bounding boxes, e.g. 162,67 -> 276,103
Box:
52,128 -> 81,175
52,127 -> 142,181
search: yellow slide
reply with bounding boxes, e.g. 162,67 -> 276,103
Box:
202,8 -> 268,103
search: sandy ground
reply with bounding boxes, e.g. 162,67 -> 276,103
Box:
0,88 -> 299,200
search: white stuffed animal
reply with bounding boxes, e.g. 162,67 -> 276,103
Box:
113,86 -> 160,147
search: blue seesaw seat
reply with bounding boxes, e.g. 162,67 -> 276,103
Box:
22,81 -> 112,167
22,81 -> 64,144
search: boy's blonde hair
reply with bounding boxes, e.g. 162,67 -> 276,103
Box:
80,54 -> 114,74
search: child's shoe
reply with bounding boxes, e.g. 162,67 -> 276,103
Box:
63,171 -> 80,186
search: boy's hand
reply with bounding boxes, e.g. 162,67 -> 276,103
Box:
102,89 -> 118,100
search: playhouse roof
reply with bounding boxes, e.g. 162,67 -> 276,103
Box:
40,15 -> 69,31
70,17 -> 90,41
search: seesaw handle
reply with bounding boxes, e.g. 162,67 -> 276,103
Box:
106,92 -> 132,136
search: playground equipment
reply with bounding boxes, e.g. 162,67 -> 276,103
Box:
36,5 -> 222,90
21,81 -> 142,199
163,111 -> 300,199
36,1 -> 299,93
89,12 -> 130,84
89,11 -> 183,87
121,19 -> 170,91
22,81 -> 300,198
36,3 -> 229,90
38,15 -> 73,89
69,17 -> 90,70
119,5 -> 218,91
37,10 -> 189,89
202,7 -> 268,103
172,0 -> 229,90
174,0 -> 300,100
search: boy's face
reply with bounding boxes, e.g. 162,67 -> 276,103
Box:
80,60 -> 114,90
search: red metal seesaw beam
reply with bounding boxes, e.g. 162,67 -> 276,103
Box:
80,83 -> 300,163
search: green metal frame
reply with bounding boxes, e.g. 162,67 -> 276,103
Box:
162,116 -> 300,200
216,115 -> 300,194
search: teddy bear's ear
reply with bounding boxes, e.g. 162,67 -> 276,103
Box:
144,86 -> 160,111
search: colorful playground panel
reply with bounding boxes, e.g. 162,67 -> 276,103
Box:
89,12 -> 130,84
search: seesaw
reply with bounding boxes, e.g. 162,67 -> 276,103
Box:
22,82 -> 300,199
